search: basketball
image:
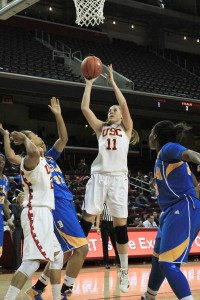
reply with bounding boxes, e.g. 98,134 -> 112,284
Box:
81,56 -> 103,79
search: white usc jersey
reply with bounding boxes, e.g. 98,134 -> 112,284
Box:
20,157 -> 54,209
91,124 -> 129,175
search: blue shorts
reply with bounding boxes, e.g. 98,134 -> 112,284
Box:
153,196 -> 200,264
53,199 -> 88,253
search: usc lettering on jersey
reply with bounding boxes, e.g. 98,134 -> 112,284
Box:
91,124 -> 129,175
21,157 -> 54,209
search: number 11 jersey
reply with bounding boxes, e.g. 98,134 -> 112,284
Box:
91,124 -> 129,175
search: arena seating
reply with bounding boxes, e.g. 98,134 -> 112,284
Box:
1,23 -> 200,99
162,48 -> 200,75
49,33 -> 200,98
0,24 -> 84,82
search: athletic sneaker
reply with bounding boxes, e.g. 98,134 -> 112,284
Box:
25,286 -> 44,300
118,268 -> 129,293
61,289 -> 72,300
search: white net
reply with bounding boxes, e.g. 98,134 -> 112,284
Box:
73,0 -> 106,27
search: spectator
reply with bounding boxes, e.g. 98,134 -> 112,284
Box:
141,175 -> 150,197
143,214 -> 157,228
128,196 -> 136,211
132,217 -> 144,228
135,193 -> 150,208
148,171 -> 154,182
136,170 -> 143,181
76,159 -> 89,175
141,212 -> 148,223
147,189 -> 157,203
152,211 -> 159,226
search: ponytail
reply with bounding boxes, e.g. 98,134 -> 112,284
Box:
153,120 -> 192,148
130,128 -> 140,145
174,123 -> 192,143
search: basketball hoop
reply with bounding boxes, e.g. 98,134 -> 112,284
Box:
73,0 -> 106,27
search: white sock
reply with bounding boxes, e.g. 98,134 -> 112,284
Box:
4,286 -> 20,300
51,284 -> 61,300
119,254 -> 128,269
39,273 -> 50,286
63,275 -> 75,288
181,296 -> 194,300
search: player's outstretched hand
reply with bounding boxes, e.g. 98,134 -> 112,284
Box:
48,97 -> 61,115
105,64 -> 114,85
197,165 -> 200,172
10,131 -> 26,145
0,123 -> 9,137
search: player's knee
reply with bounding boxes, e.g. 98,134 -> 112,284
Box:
50,250 -> 63,270
18,260 -> 40,278
74,244 -> 88,258
159,261 -> 180,276
159,261 -> 169,275
114,225 -> 128,245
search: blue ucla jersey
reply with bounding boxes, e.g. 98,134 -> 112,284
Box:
154,142 -> 197,211
45,147 -> 87,253
0,175 -> 9,225
45,147 -> 73,201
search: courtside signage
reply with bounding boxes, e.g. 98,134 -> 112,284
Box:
86,229 -> 200,259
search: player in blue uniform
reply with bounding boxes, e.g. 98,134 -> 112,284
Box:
0,153 -> 14,257
0,97 -> 88,300
141,120 -> 200,300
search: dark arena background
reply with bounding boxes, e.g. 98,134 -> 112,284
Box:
1,1 -> 200,299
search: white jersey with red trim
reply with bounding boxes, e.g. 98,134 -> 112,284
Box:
20,157 -> 54,209
91,124 -> 129,175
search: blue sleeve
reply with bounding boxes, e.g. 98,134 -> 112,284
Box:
45,146 -> 62,161
160,142 -> 188,163
14,174 -> 22,185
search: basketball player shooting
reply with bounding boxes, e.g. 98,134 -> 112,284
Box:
80,64 -> 139,293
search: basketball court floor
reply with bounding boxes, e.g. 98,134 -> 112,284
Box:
0,262 -> 200,299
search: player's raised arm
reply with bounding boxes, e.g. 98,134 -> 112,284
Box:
48,97 -> 68,152
182,149 -> 200,165
0,123 -> 21,165
105,65 -> 133,135
10,131 -> 40,171
81,78 -> 103,136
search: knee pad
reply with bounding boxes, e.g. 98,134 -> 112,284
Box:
18,260 -> 40,278
50,250 -> 63,270
114,225 -> 128,245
